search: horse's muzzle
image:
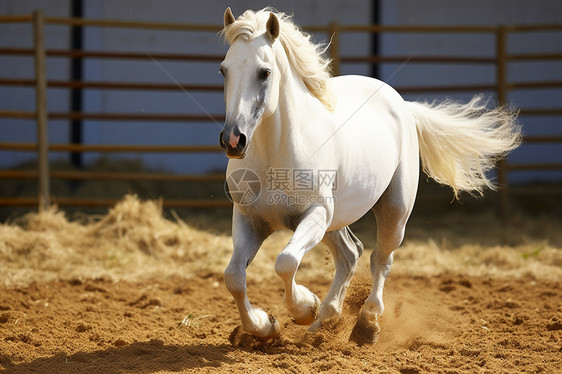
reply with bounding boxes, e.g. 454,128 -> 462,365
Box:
219,129 -> 247,159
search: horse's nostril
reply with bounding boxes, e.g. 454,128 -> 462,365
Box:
237,133 -> 247,151
219,131 -> 227,149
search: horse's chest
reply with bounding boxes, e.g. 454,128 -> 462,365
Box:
237,193 -> 312,231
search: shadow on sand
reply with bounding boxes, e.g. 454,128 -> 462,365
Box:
0,339 -> 236,374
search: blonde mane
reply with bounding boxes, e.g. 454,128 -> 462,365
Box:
220,9 -> 336,111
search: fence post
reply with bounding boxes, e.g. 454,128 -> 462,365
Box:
33,11 -> 50,211
495,26 -> 509,218
328,22 -> 341,76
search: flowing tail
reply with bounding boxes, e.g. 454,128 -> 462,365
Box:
407,95 -> 522,198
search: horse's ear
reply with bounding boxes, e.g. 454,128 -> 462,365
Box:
224,7 -> 235,28
266,13 -> 280,41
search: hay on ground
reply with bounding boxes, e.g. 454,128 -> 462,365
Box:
1,194 -> 560,288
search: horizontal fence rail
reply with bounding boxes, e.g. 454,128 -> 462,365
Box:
0,78 -> 224,92
0,169 -> 225,182
0,197 -> 233,208
0,12 -> 561,213
0,47 -> 225,61
0,110 -> 225,122
0,142 -> 222,153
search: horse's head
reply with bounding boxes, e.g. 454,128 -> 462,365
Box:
219,8 -> 281,159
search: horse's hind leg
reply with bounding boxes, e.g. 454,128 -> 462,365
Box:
365,201 -> 409,317
353,161 -> 418,343
309,226 -> 364,331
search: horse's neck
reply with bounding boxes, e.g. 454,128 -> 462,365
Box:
255,70 -> 318,166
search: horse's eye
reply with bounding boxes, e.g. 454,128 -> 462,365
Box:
259,69 -> 271,80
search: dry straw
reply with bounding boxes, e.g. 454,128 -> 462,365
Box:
1,194 -> 560,288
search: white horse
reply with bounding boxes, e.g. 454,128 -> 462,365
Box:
218,8 -> 520,342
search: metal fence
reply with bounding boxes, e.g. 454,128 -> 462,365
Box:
0,11 -> 561,214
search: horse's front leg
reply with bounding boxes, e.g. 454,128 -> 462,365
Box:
275,205 -> 329,325
224,207 -> 277,339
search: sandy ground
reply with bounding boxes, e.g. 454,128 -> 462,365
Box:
1,196 -> 561,373
0,273 -> 560,373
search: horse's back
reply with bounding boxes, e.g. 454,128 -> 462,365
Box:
330,75 -> 407,116
329,74 -> 413,151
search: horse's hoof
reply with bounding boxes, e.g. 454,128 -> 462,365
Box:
349,313 -> 380,346
290,292 -> 320,325
253,311 -> 280,339
228,316 -> 280,347
237,308 -> 281,340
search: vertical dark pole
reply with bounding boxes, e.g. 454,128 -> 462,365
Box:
33,11 -> 50,211
496,27 -> 509,219
70,0 -> 83,168
371,0 -> 380,79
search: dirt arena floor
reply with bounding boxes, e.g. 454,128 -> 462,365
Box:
1,273 -> 561,373
1,196 -> 561,373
